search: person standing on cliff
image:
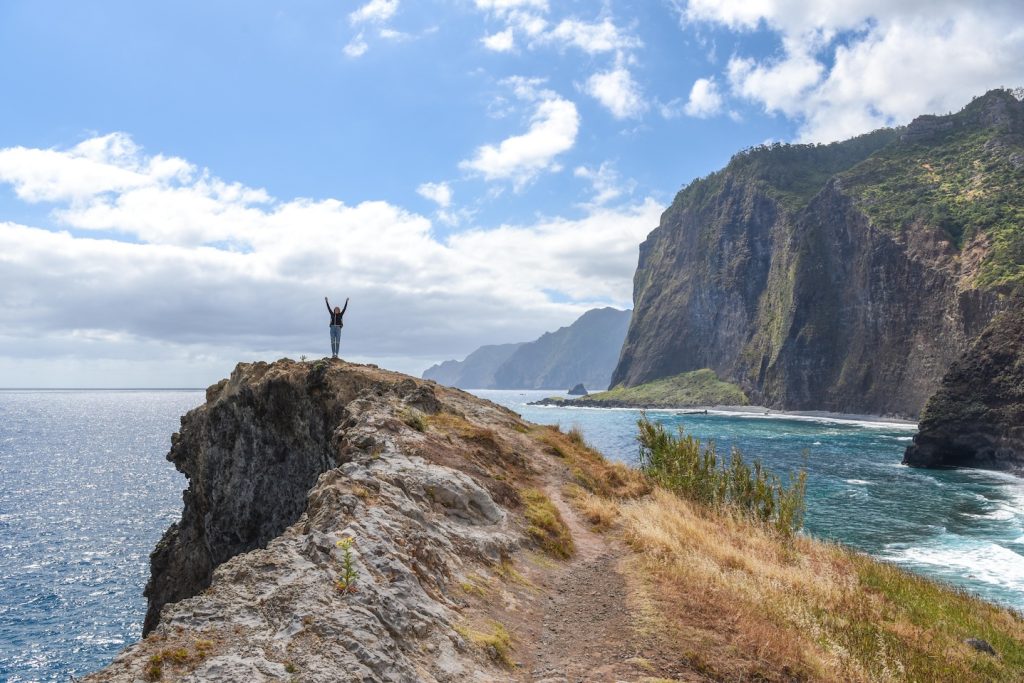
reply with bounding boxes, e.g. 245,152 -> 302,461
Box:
325,296 -> 348,358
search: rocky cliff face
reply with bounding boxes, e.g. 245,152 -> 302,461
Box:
91,358 -> 555,682
903,307 -> 1024,472
612,89 -> 1024,418
423,307 -> 630,390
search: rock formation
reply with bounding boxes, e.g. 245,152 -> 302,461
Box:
567,383 -> 587,396
612,89 -> 1024,418
904,307 -> 1024,472
90,358 -> 548,681
423,307 -> 631,390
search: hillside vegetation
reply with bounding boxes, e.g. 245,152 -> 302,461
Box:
544,422 -> 1024,682
574,368 -> 749,408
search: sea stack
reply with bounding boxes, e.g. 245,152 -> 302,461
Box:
904,307 -> 1024,472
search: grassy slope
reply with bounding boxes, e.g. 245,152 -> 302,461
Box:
534,425 -> 1024,682
575,368 -> 749,407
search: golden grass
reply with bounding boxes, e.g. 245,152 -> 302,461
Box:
426,412 -> 500,448
564,483 -> 619,531
620,489 -> 1024,682
520,488 -> 575,559
532,424 -> 649,499
455,620 -> 515,667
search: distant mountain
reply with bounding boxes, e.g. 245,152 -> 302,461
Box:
422,307 -> 631,390
422,343 -> 523,389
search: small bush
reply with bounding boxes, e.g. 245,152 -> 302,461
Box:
520,488 -> 574,558
401,408 -> 426,432
335,537 -> 358,594
636,417 -> 806,535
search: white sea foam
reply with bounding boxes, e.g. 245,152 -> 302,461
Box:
845,479 -> 872,485
881,538 -> 1024,594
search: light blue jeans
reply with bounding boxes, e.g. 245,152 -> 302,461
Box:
330,325 -> 342,356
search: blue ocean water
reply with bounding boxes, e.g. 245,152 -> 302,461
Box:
1,388 -> 1023,681
0,390 -> 198,683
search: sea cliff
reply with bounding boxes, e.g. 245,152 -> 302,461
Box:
612,89 -> 1023,418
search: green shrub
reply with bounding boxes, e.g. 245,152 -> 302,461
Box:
636,417 -> 806,535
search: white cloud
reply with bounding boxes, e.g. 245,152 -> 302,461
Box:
547,18 -> 642,54
676,0 -> 1024,141
474,0 -> 547,14
0,134 -> 658,384
574,162 -> 633,206
585,67 -> 648,119
343,32 -> 369,57
683,76 -> 724,118
379,28 -> 412,41
416,181 -> 452,208
481,27 -> 515,52
350,0 -> 398,25
459,79 -> 579,187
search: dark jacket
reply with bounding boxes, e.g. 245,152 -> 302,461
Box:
326,299 -> 348,326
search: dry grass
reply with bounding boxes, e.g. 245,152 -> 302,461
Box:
455,620 -> 515,667
532,424 -> 649,499
620,489 -> 1024,682
426,412 -> 500,449
142,638 -> 215,680
564,483 -> 619,532
520,488 -> 575,559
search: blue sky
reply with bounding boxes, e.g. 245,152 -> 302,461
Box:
0,0 -> 1021,386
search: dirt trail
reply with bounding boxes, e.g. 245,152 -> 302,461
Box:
498,473 -> 697,683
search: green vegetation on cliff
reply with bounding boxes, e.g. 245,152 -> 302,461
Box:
842,89 -> 1024,288
578,369 -> 748,407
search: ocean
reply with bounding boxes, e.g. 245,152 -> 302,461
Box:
1,388 -> 1022,681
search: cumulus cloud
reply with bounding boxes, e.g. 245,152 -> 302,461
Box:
481,27 -> 515,52
682,76 -> 724,118
458,79 -> 579,187
0,134 -> 658,383
350,0 -> 398,25
416,181 -> 452,208
675,0 -> 1024,141
585,66 -> 648,119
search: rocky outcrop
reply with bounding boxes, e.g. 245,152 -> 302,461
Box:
567,383 -> 588,396
612,89 -> 1023,418
90,358 -> 557,682
904,307 -> 1024,472
423,307 -> 631,390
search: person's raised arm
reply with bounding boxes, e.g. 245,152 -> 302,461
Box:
325,296 -> 332,314
340,297 -> 349,318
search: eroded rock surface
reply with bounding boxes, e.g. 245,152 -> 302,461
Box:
88,358 -> 545,682
904,307 -> 1024,473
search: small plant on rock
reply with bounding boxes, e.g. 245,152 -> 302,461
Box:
335,537 -> 358,594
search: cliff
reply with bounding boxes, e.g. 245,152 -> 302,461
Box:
423,307 -> 631,390
85,358 -> 1024,682
612,89 -> 1024,418
903,307 -> 1024,472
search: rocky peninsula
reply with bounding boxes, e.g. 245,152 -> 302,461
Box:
86,358 -> 1024,682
